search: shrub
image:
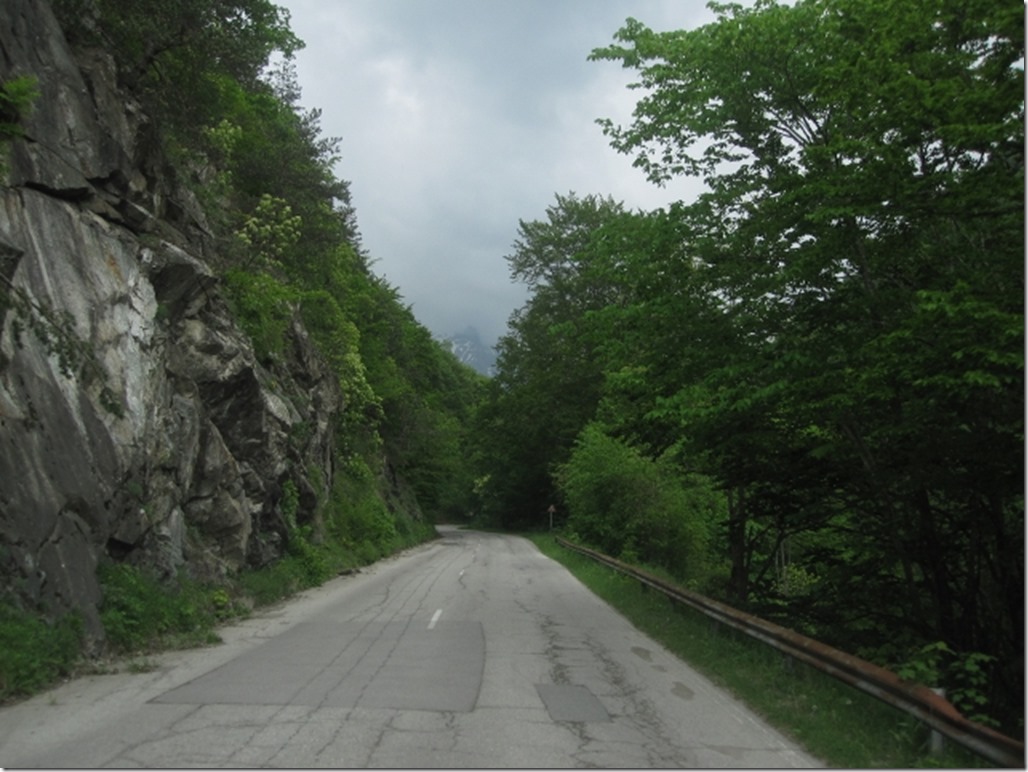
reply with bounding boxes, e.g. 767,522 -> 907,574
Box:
97,563 -> 223,653
0,602 -> 82,701
222,270 -> 297,364
557,424 -> 714,583
0,75 -> 39,176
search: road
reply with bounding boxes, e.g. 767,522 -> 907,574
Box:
0,527 -> 821,768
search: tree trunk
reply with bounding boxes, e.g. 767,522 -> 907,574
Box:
727,486 -> 749,602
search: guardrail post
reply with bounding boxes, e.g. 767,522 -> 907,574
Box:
929,687 -> 946,755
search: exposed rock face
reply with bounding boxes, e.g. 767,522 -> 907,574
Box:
0,0 -> 341,641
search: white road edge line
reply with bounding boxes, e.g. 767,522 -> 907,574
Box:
428,608 -> 442,630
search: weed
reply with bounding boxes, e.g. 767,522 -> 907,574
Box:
97,563 -> 226,654
0,601 -> 82,702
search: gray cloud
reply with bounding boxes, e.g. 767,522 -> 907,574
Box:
276,0 -> 716,346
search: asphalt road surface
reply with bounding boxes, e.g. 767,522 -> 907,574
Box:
0,527 -> 822,768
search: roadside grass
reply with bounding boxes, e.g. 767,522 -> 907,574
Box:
527,532 -> 988,769
237,539 -> 368,606
96,562 -> 235,654
240,514 -> 437,606
1,518 -> 438,705
0,602 -> 82,702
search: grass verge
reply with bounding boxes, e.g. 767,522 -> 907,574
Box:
527,532 -> 987,769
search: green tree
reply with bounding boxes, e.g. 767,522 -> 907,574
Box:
472,193 -> 627,528
558,423 -> 716,583
54,0 -> 301,122
590,0 -> 1024,727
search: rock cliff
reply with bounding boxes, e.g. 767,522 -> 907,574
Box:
0,0 -> 341,641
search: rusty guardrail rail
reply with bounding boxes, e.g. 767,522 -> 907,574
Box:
555,536 -> 1024,768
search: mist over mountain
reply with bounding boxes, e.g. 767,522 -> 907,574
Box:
441,327 -> 497,376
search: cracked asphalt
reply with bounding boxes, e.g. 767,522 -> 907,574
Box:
0,527 -> 822,768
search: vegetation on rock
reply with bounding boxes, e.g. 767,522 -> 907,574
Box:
1,0 -> 483,699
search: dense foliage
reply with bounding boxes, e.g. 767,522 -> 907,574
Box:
472,0 -> 1023,733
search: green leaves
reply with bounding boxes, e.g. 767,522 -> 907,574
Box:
562,0 -> 1025,730
0,75 -> 38,143
97,563 -> 225,653
223,269 -> 298,364
0,602 -> 81,700
556,423 -> 717,581
234,194 -> 302,271
473,194 -> 637,526
0,75 -> 39,179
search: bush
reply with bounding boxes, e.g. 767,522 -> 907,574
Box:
0,602 -> 82,701
222,270 -> 298,364
97,563 -> 223,653
557,424 -> 714,583
286,538 -> 330,588
325,462 -> 401,553
0,75 -> 40,177
278,478 -> 331,588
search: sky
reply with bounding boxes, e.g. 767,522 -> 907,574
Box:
276,0 -> 720,347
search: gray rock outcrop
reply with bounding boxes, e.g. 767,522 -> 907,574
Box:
0,0 -> 341,641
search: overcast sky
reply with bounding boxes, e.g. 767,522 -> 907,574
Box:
276,0 -> 719,347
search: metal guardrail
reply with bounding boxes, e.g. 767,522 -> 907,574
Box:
555,536 -> 1025,768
